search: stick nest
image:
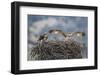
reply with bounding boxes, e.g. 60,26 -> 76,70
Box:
30,40 -> 83,60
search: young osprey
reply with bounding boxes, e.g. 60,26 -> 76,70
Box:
65,32 -> 85,40
74,32 -> 85,37
38,33 -> 48,42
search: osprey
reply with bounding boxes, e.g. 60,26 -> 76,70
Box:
65,32 -> 85,40
74,32 -> 85,37
38,33 -> 48,42
38,29 -> 85,42
49,29 -> 66,37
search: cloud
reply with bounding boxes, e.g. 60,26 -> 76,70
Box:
28,16 -> 87,44
29,17 -> 57,34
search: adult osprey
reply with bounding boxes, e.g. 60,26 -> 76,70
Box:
49,29 -> 66,37
48,29 -> 85,41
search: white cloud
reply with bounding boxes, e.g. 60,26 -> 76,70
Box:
29,17 -> 58,35
29,17 -> 81,42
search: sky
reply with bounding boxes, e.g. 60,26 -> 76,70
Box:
28,15 -> 88,46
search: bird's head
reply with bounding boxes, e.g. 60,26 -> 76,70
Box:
43,33 -> 48,37
76,32 -> 85,36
